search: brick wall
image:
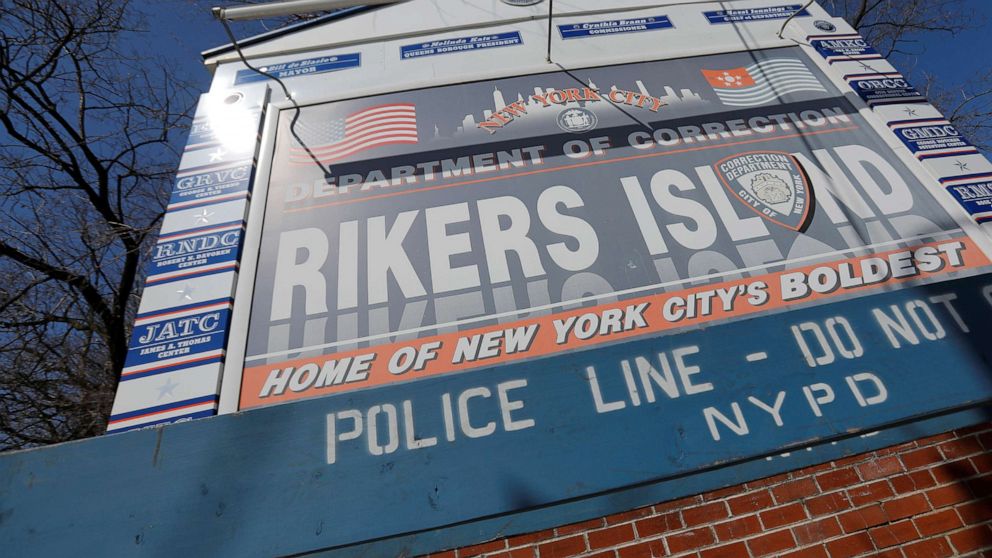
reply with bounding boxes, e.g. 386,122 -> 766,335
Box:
421,424 -> 992,558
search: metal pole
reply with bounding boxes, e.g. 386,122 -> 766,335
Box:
545,0 -> 554,63
213,0 -> 402,21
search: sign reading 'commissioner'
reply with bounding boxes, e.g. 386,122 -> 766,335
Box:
242,47 -> 990,418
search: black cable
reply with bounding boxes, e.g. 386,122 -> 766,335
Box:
217,16 -> 330,177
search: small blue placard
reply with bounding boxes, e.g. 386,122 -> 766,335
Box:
812,37 -> 879,60
148,226 -> 242,279
947,180 -> 992,217
847,74 -> 924,106
123,309 -> 231,372
892,122 -> 974,157
168,162 -> 252,209
400,32 -> 522,59
234,53 -> 361,85
705,4 -> 809,24
558,16 -> 673,39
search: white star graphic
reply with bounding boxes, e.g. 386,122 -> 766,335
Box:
903,107 -> 919,117
156,377 -> 179,400
209,148 -> 227,162
176,284 -> 194,301
193,209 -> 214,224
954,160 -> 970,172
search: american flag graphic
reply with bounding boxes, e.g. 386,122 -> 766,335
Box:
289,103 -> 418,163
701,59 -> 826,107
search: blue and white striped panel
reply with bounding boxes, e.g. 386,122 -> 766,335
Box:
108,84 -> 270,433
809,29 -> 992,227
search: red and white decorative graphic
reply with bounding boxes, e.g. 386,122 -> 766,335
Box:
289,103 -> 419,163
702,59 -> 826,107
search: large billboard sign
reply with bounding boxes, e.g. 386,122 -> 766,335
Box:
240,47 -> 991,414
12,4 -> 992,556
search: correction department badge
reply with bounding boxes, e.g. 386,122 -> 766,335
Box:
557,107 -> 598,133
715,151 -> 814,232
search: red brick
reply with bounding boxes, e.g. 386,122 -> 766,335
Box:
847,480 -> 895,506
488,549 -> 535,558
727,490 -> 773,514
781,545 -> 828,558
654,495 -> 701,513
429,551 -> 456,558
967,473 -> 992,498
699,542 -> 748,558
588,524 -> 635,550
746,530 -> 795,557
868,519 -> 919,548
556,518 -> 604,536
972,453 -> 992,474
901,447 -> 943,469
702,485 -> 746,501
825,532 -> 875,558
459,539 -> 506,557
773,478 -> 819,504
980,431 -> 992,450
913,508 -> 963,536
927,485 -> 973,508
581,553 -> 614,558
957,498 -> 992,524
760,503 -> 807,529
682,501 -> 729,527
792,516 -> 842,545
713,515 -> 761,542
930,460 -> 978,483
877,441 -> 918,456
617,539 -> 665,558
890,470 -> 936,494
949,524 -> 992,554
857,456 -> 903,481
666,527 -> 715,554
923,432 -> 958,444
881,494 -> 930,521
873,550 -> 905,558
801,462 -> 838,476
634,512 -> 683,537
939,436 -> 984,459
806,492 -> 853,516
605,506 -> 653,526
838,505 -> 888,532
506,529 -> 554,547
816,468 -> 861,492
956,424 -> 992,436
903,537 -> 954,558
537,535 -> 586,558
747,472 -> 792,490
833,454 -> 869,468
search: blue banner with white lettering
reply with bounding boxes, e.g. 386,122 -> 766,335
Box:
846,73 -> 925,106
400,32 -> 522,59
168,162 -> 253,209
889,119 -> 978,160
123,308 -> 230,372
147,225 -> 243,280
704,4 -> 809,24
234,53 -> 360,85
558,16 -> 673,39
812,37 -> 881,62
946,180 -> 992,221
